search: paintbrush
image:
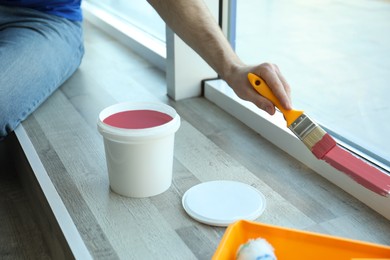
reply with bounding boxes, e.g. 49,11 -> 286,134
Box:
247,73 -> 336,159
248,73 -> 390,197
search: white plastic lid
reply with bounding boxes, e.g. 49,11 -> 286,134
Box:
182,180 -> 266,227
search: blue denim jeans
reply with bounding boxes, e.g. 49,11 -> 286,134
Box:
0,5 -> 84,137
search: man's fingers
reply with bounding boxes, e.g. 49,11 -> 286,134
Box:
246,85 -> 276,115
275,65 -> 292,102
259,63 -> 292,110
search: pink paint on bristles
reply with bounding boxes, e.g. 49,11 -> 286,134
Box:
311,133 -> 337,159
323,145 -> 390,197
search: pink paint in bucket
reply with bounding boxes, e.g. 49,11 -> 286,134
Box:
97,102 -> 181,197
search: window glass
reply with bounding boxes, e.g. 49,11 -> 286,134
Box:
234,0 -> 390,165
86,0 -> 165,42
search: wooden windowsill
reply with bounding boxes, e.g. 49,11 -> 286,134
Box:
9,21 -> 390,258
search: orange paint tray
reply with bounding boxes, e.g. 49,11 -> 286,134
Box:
212,220 -> 390,260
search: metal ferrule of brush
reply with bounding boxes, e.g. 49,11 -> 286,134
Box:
288,114 -> 326,150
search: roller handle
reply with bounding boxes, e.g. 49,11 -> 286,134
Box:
248,73 -> 304,127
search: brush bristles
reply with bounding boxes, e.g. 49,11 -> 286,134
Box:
288,114 -> 337,159
302,126 -> 327,150
288,114 -> 320,145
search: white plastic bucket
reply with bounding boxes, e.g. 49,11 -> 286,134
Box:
97,102 -> 181,197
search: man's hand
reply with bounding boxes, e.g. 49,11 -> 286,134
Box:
224,63 -> 292,115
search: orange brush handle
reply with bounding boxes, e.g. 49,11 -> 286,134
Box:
248,73 -> 304,127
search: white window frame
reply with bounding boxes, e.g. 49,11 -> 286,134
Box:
82,0 -> 390,220
209,0 -> 389,219
204,79 -> 390,219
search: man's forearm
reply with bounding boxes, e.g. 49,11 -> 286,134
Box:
147,0 -> 243,81
148,0 -> 292,112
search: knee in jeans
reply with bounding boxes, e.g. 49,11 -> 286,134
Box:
0,99 -> 19,137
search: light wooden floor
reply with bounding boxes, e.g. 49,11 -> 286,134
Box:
2,20 -> 389,259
